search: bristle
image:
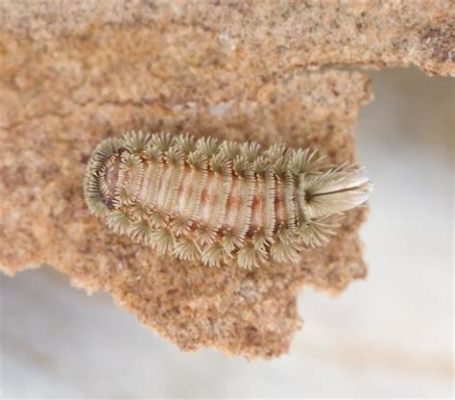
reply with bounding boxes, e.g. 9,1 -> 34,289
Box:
187,150 -> 209,171
85,192 -> 108,217
209,153 -> 231,175
263,143 -> 288,164
237,242 -> 264,269
166,145 -> 185,166
129,219 -> 153,243
222,230 -> 237,253
277,225 -> 301,249
269,240 -> 299,263
148,227 -> 174,255
151,132 -> 174,151
194,224 -> 218,245
252,229 -> 271,252
130,203 -> 149,220
122,130 -> 153,152
269,241 -> 291,263
269,225 -> 302,263
143,145 -> 162,163
297,215 -> 341,248
252,155 -> 270,177
92,137 -> 123,161
173,237 -> 200,261
240,141 -> 262,162
148,209 -> 165,227
232,155 -> 251,177
105,209 -> 132,234
272,153 -> 290,177
288,148 -> 326,175
120,152 -> 141,168
196,136 -> 219,157
301,167 -> 372,218
169,215 -> 192,236
174,132 -> 196,154
201,243 -> 226,267
218,140 -> 241,159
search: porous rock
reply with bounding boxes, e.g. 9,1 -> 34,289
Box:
0,0 -> 451,358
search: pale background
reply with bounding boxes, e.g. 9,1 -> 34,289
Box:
1,68 -> 453,398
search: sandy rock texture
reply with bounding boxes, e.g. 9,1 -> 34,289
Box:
0,0 -> 452,358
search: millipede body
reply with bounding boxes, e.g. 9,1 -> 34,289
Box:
84,131 -> 372,269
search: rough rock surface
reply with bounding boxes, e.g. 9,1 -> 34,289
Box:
0,1 -> 452,358
1,0 -> 453,76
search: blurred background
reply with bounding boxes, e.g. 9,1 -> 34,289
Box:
1,68 -> 453,398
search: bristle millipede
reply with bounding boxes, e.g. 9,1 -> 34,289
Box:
84,131 -> 372,269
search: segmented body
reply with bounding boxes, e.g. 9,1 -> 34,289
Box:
84,131 -> 371,268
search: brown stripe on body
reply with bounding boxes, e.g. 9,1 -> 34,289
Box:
156,162 -> 184,214
248,170 -> 276,240
123,157 -> 144,202
222,178 -> 242,233
137,160 -> 163,207
249,178 -> 264,231
182,168 -> 208,221
283,172 -> 298,229
274,177 -> 287,228
273,173 -> 299,230
235,173 -> 255,242
176,165 -> 194,215
197,171 -> 232,232
223,174 -> 255,243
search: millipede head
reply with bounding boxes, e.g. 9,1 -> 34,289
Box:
84,138 -> 125,217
